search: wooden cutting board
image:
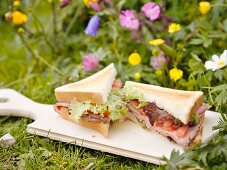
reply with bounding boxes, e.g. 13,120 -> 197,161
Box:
0,89 -> 220,165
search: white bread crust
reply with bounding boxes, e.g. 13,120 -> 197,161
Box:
124,81 -> 203,124
55,63 -> 117,104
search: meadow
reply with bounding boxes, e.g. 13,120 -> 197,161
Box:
0,0 -> 226,169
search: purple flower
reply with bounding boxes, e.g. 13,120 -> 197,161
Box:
82,54 -> 99,72
85,15 -> 100,37
141,2 -> 160,21
150,52 -> 168,70
90,2 -> 101,11
60,0 -> 72,8
119,10 -> 140,31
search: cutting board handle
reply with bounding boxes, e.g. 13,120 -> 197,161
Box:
0,89 -> 40,120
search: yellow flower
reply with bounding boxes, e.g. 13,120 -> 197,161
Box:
13,1 -> 20,7
134,72 -> 141,80
168,23 -> 181,33
199,2 -> 211,15
149,39 -> 165,46
12,11 -> 27,25
155,70 -> 163,76
18,27 -> 24,33
169,68 -> 183,81
128,52 -> 141,66
83,0 -> 98,7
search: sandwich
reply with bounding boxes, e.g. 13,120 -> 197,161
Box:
122,81 -> 211,147
54,63 -> 128,137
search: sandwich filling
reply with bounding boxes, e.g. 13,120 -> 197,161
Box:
122,85 -> 211,147
65,90 -> 128,123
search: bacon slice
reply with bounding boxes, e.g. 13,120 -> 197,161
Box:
196,103 -> 211,116
126,101 -> 209,147
127,102 -> 152,128
54,102 -> 69,113
152,124 -> 199,146
82,111 -> 110,123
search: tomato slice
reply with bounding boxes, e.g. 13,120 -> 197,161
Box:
154,117 -> 179,132
176,125 -> 189,137
130,100 -> 139,107
56,105 -> 62,111
104,111 -> 110,117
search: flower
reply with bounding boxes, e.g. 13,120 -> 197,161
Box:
13,1 -> 20,7
205,50 -> 227,71
199,1 -> 211,15
119,10 -> 140,31
5,12 -> 13,21
90,2 -> 101,11
82,54 -> 99,72
60,0 -> 72,8
155,70 -> 163,76
128,52 -> 141,66
84,15 -> 100,37
141,2 -> 160,21
12,11 -> 27,25
83,0 -> 98,7
169,68 -> 183,81
168,23 -> 181,33
134,72 -> 141,80
18,27 -> 24,33
150,51 -> 168,70
149,39 -> 165,46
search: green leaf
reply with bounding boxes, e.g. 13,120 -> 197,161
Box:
211,84 -> 227,93
198,151 -> 208,166
189,38 -> 204,45
160,44 -> 178,59
215,90 -> 227,110
203,39 -> 212,48
214,70 -> 224,81
223,19 -> 227,32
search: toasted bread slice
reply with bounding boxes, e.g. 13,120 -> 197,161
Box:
54,105 -> 110,137
124,81 -> 203,124
55,63 -> 117,104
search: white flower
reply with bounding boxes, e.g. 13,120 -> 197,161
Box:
205,50 -> 227,71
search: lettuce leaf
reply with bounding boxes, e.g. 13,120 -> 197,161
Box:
122,84 -> 147,107
107,90 -> 128,121
191,112 -> 200,124
69,90 -> 128,121
69,100 -> 90,121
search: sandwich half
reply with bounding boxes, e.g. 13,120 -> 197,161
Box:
122,81 -> 211,147
54,64 -> 127,137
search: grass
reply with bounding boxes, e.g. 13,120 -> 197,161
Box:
0,117 -> 158,169
0,0 -> 226,169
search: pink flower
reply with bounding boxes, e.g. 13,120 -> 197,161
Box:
150,52 -> 169,70
119,10 -> 140,31
82,54 -> 99,72
60,0 -> 72,8
90,2 -> 101,11
141,2 -> 160,21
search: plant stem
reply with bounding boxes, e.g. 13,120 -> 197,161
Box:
66,9 -> 81,35
32,14 -> 56,54
19,34 -> 64,76
52,1 -> 57,36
